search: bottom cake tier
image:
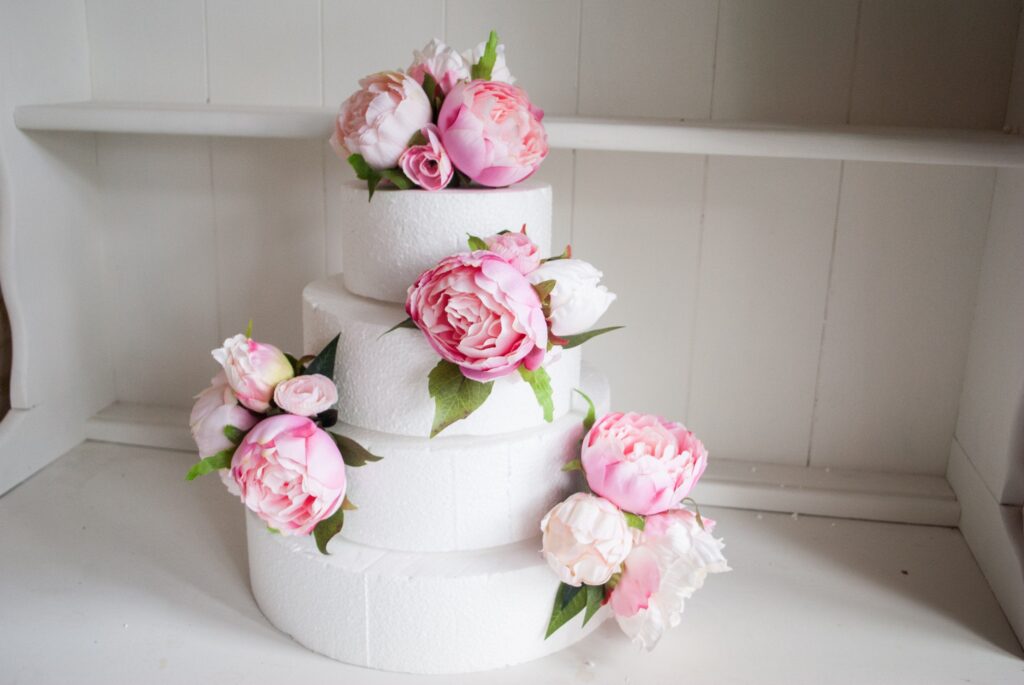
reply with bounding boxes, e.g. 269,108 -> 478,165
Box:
246,512 -> 607,674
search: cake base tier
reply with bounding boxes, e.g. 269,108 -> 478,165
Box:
246,513 -> 606,674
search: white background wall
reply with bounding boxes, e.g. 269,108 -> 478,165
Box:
74,0 -> 1022,477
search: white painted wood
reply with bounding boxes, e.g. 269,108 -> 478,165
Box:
711,0 -> 858,124
87,402 -> 192,452
16,104 -> 1024,167
206,0 -> 321,106
577,0 -> 718,118
571,151 -> 705,420
810,163 -> 994,474
322,0 -> 443,107
955,168 -> 1024,505
85,0 -> 207,103
850,0 -> 1019,129
210,138 -> 326,354
323,146 -> 345,275
688,157 -> 839,465
445,0 -> 581,116
528,148 -> 574,250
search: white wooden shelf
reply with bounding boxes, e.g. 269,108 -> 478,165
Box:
13,101 -> 1024,167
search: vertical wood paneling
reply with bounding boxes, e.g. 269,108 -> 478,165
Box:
850,0 -> 1020,129
445,0 -> 581,116
572,151 -> 705,419
1005,8 -> 1024,130
810,163 -> 994,474
86,0 -> 207,102
211,139 -> 326,354
688,157 -> 839,463
711,0 -> 859,124
206,0 -> 321,105
577,0 -> 718,118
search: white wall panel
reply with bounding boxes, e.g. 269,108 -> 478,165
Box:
211,139 -> 326,355
578,0 -> 718,118
811,163 -> 994,474
688,157 -> 839,464
86,0 -> 206,103
711,0 -> 858,124
571,151 -> 705,420
323,146 -> 346,276
206,0 -> 321,105
850,0 -> 1019,129
446,0 -> 581,116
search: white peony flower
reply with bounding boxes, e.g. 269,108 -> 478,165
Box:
463,40 -> 515,84
408,38 -> 470,94
529,259 -> 617,336
540,492 -> 633,586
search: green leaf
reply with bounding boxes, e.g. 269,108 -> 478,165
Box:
543,245 -> 572,263
623,512 -> 646,530
185,449 -> 233,481
545,582 -> 588,639
428,360 -> 494,438
379,317 -> 418,338
347,153 -> 383,201
518,366 -> 554,422
583,584 -> 604,626
312,506 -> 345,555
532,279 -> 556,318
561,458 -> 582,473
682,497 -> 707,531
366,175 -> 381,200
467,233 -> 488,251
573,388 -> 597,433
420,72 -> 441,114
560,326 -> 624,350
302,334 -> 339,378
471,30 -> 500,81
245,319 -> 253,338
380,167 -> 414,190
284,352 -> 304,376
341,496 -> 358,511
223,424 -> 246,446
266,527 -> 280,535
329,431 -> 384,468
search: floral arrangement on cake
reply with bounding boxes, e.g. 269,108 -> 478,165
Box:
387,228 -> 618,436
185,324 -> 382,554
541,395 -> 730,649
330,31 -> 547,197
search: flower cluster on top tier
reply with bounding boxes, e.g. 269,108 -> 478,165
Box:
390,228 -> 618,437
330,31 -> 548,197
540,400 -> 729,649
185,327 -> 382,554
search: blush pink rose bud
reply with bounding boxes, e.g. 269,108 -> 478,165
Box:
406,251 -> 547,381
581,412 -> 709,516
398,124 -> 453,191
273,373 -> 338,417
408,38 -> 470,96
611,508 -> 729,650
212,334 -> 294,413
331,71 -> 432,170
528,258 -> 616,336
231,414 -> 347,536
540,492 -> 634,587
485,229 -> 541,275
437,80 -> 547,187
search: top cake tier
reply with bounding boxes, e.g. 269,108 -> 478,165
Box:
339,181 -> 553,302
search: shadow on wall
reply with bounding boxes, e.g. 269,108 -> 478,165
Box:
0,292 -> 8,418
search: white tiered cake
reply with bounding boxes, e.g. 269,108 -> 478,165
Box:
246,181 -> 611,673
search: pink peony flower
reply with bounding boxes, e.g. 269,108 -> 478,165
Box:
212,335 -> 294,413
398,124 -> 453,191
610,508 -> 729,650
581,412 -> 708,516
485,229 -> 541,275
331,71 -> 432,170
408,38 -> 470,96
540,492 -> 634,586
437,80 -> 547,187
231,414 -> 347,536
189,372 -> 258,458
273,373 -> 338,417
405,251 -> 547,381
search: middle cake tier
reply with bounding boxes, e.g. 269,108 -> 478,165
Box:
304,274 -> 582,438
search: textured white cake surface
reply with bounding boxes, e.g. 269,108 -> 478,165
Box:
339,181 -> 553,303
337,367 -> 609,552
247,512 -> 606,674
304,274 -> 582,437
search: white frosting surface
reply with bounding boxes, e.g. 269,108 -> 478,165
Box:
337,366 -> 609,552
339,181 -> 553,303
247,514 -> 607,674
304,274 -> 582,437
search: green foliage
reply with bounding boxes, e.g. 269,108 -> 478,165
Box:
302,334 -> 339,379
573,388 -> 597,433
313,506 -> 345,555
185,449 -> 232,481
561,326 -> 623,350
623,512 -> 646,530
328,431 -> 384,468
519,366 -> 554,422
467,234 -> 488,251
470,30 -> 500,81
545,582 -> 588,639
428,360 -> 494,437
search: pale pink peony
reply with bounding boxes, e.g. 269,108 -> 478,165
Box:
408,38 -> 470,96
273,373 -> 338,417
437,80 -> 547,187
398,124 -> 453,191
189,372 -> 258,458
331,71 -> 432,170
405,251 -> 547,381
610,508 -> 729,650
540,492 -> 634,587
581,412 -> 708,516
231,414 -> 346,536
485,229 -> 541,275
212,335 -> 294,413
